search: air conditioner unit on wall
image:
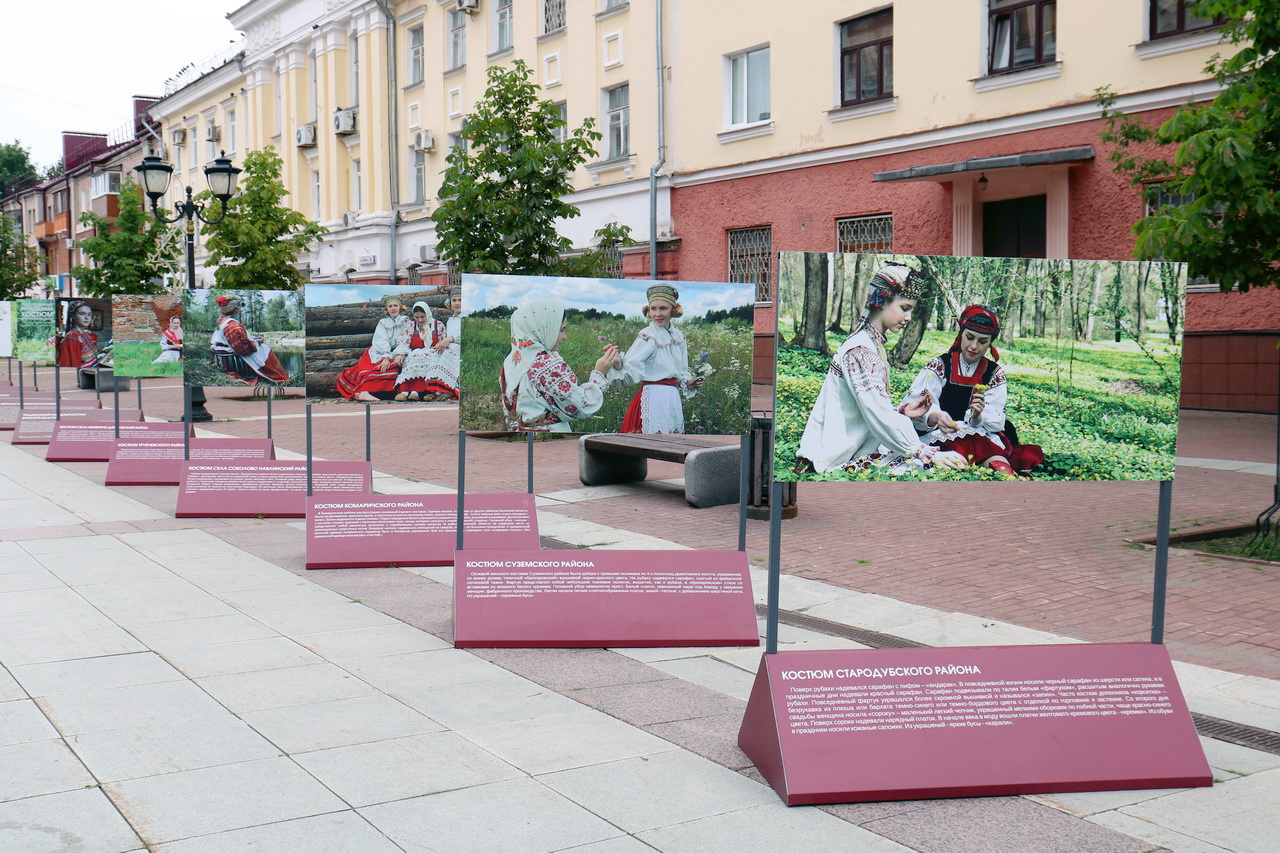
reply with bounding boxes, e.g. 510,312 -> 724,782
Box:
333,108 -> 357,135
413,130 -> 435,152
171,128 -> 187,145
205,124 -> 221,141
457,0 -> 479,12
296,124 -> 318,147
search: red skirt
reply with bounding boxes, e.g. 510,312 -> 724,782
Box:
621,379 -> 678,433
336,350 -> 400,399
939,433 -> 1044,472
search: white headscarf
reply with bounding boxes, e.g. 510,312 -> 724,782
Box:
502,299 -> 564,402
411,301 -> 431,333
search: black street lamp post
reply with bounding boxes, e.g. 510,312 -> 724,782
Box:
134,151 -> 241,422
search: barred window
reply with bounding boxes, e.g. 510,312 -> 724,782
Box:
600,240 -> 623,279
836,214 -> 893,254
1144,182 -> 1221,292
447,259 -> 462,290
729,226 -> 773,302
544,0 -> 566,34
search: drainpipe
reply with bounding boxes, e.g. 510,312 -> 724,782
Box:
373,0 -> 400,284
648,0 -> 665,278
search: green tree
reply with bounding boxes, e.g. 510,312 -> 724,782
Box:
0,141 -> 38,195
71,179 -> 179,296
0,213 -> 40,299
432,59 -> 602,275
199,146 -> 327,290
1097,1 -> 1278,290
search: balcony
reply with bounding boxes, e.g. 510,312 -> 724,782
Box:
35,212 -> 70,239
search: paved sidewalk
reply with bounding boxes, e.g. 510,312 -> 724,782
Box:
2,410 -> 1279,851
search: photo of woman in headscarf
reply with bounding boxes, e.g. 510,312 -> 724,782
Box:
57,300 -> 104,369
210,295 -> 291,386
611,284 -> 703,434
394,300 -> 441,402
421,287 -> 463,401
151,315 -> 184,364
500,298 -> 620,432
336,297 -> 409,402
901,304 -> 1044,477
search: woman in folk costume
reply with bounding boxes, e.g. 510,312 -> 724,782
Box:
500,298 -> 621,432
796,261 -> 969,474
901,304 -> 1044,476
422,288 -> 463,401
209,295 -> 291,386
394,301 -> 441,402
58,301 -> 102,368
336,297 -> 410,401
151,315 -> 183,364
612,284 -> 703,434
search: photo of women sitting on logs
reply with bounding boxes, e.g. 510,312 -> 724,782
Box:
303,284 -> 460,403
459,273 -> 755,435
110,294 -> 183,378
774,252 -> 1186,483
182,289 -> 305,388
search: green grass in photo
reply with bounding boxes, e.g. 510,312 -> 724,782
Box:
112,341 -> 182,378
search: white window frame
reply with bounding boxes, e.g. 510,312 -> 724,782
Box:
226,109 -> 237,154
447,9 -> 467,70
408,26 -> 425,85
605,83 -> 630,160
350,31 -> 360,106
413,149 -> 426,204
312,170 -> 322,220
351,158 -> 362,212
552,101 -> 568,143
725,44 -> 771,130
493,0 -> 514,53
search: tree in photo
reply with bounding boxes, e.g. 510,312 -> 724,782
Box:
432,59 -> 602,276
1098,1 -> 1277,289
0,212 -> 40,299
199,146 -> 327,290
72,179 -> 180,297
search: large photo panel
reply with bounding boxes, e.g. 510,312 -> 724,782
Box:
55,297 -> 112,370
183,289 -> 305,388
111,294 -> 184,378
774,253 -> 1186,483
304,283 -> 460,403
459,273 -> 755,435
13,300 -> 56,363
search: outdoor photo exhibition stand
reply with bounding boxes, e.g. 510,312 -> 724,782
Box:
176,459 -> 371,518
451,430 -> 759,649
14,408 -> 140,446
107,437 -> 275,486
46,420 -> 179,462
738,477 -> 1209,805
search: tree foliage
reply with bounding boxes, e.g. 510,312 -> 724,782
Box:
71,179 -> 180,297
198,146 -> 327,290
0,212 -> 40,299
1097,1 -> 1278,290
0,140 -> 38,196
432,59 -> 603,276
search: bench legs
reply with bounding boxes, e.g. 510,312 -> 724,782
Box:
579,443 -> 649,486
684,446 -> 740,508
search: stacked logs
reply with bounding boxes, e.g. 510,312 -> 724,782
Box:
305,288 -> 451,397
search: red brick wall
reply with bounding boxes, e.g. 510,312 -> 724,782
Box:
1181,332 -> 1280,414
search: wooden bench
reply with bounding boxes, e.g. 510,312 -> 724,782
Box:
578,434 -> 741,508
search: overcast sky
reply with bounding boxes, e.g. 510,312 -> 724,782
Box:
2,2 -> 241,169
464,275 -> 757,320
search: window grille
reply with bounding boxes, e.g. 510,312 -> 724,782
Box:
729,226 -> 773,302
544,0 -> 566,34
601,241 -> 623,279
1144,182 -> 1220,292
836,214 -> 893,254
447,260 -> 462,290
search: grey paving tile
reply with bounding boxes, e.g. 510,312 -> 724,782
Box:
292,622 -> 452,662
472,647 -> 674,691
152,810 -> 404,853
0,698 -> 58,745
0,568 -> 63,593
240,694 -> 442,753
1087,811 -> 1234,853
66,713 -> 282,783
0,625 -> 146,667
37,679 -> 229,736
552,838 -> 660,853
160,636 -> 325,679
125,614 -> 280,650
343,648 -> 509,692
1200,736 -> 1280,777
19,535 -> 132,556
361,777 -> 623,853
214,581 -> 354,612
293,731 -> 523,807
35,550 -> 175,586
75,577 -> 240,625
1119,768 -> 1280,853
395,674 -> 584,730
643,712 -> 755,771
13,651 -> 183,697
0,787 -> 142,853
156,556 -> 305,593
569,678 -> 746,727
249,602 -> 403,635
649,655 -> 757,700
459,710 -> 675,775
0,667 -> 24,702
104,757 -> 348,845
864,796 -> 1158,853
0,606 -> 118,641
636,801 -> 911,852
540,750 -> 777,833
196,663 -> 378,712
0,739 -> 95,802
0,587 -> 87,615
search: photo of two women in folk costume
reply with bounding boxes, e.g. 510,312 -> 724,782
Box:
774,252 -> 1186,483
458,273 -> 756,436
303,284 -> 461,404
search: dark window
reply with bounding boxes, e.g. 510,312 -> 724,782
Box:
983,195 -> 1047,259
1144,181 -> 1222,291
988,0 -> 1056,74
840,9 -> 893,106
1149,0 -> 1223,40
728,227 -> 773,302
836,214 -> 893,254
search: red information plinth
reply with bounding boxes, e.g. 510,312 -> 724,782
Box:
46,421 -> 185,462
0,390 -> 56,402
175,461 -> 372,518
305,493 -> 539,569
0,398 -> 98,429
454,549 -> 760,648
737,643 -> 1212,805
106,438 -> 276,486
14,409 -> 143,445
